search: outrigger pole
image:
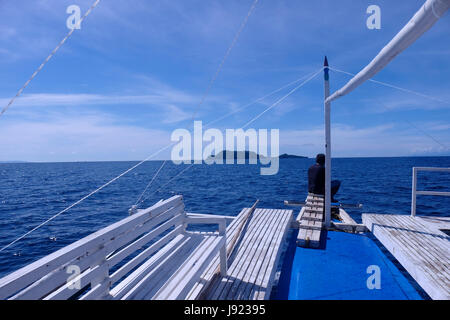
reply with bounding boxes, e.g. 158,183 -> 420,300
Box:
322,0 -> 450,228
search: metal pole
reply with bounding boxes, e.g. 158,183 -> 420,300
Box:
324,56 -> 331,228
411,167 -> 417,217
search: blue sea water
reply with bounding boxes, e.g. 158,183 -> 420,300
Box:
0,157 -> 449,278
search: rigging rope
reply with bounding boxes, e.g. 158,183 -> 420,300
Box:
332,68 -> 449,151
134,160 -> 167,206
405,120 -> 449,150
132,0 -> 259,209
241,67 -> 323,129
190,0 -> 259,122
0,67 -> 322,253
0,0 -> 101,119
0,143 -> 173,253
330,67 -> 449,105
206,69 -> 324,128
138,67 -> 324,205
1,0 -> 260,251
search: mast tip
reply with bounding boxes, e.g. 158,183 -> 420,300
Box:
324,56 -> 329,67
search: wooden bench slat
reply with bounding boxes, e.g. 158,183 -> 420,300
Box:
297,194 -> 324,248
110,233 -> 189,299
155,236 -> 225,300
237,210 -> 286,300
209,209 -> 271,299
130,235 -> 205,300
226,209 -> 282,300
186,208 -> 251,300
203,209 -> 293,300
43,263 -> 109,300
107,212 -> 183,268
0,195 -> 183,299
109,225 -> 184,287
363,213 -> 450,300
251,211 -> 292,300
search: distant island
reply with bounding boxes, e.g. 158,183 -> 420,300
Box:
206,151 -> 307,161
207,150 -> 263,161
279,153 -> 308,159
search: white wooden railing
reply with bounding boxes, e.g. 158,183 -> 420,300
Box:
0,195 -> 228,300
411,167 -> 450,217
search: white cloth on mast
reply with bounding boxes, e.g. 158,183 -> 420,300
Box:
326,0 -> 450,104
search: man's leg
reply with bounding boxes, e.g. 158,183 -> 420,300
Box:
331,180 -> 341,202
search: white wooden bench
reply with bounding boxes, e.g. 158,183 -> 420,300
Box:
201,208 -> 293,300
296,193 -> 324,248
0,195 -> 227,300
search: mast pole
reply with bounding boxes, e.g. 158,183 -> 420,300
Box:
324,56 -> 331,228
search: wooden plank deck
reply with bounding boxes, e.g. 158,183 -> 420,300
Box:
297,194 -> 324,248
194,208 -> 293,300
362,214 -> 450,300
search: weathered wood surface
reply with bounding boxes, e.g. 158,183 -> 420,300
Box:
363,214 -> 450,300
199,208 -> 293,300
0,196 -> 228,300
297,193 -> 324,248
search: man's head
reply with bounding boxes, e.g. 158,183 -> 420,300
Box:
316,153 -> 325,165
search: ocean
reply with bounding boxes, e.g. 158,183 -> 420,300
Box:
0,156 -> 449,278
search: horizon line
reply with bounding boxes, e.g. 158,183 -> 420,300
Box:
1,154 -> 450,164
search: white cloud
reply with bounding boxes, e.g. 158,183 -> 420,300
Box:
0,113 -> 172,162
280,123 -> 449,157
0,92 -> 197,108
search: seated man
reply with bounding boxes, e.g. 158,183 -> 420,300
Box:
308,153 -> 341,202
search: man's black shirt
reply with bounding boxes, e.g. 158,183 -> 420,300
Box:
308,163 -> 325,195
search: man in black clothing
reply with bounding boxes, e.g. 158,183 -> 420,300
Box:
308,154 -> 341,202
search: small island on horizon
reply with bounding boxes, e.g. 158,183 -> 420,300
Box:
206,151 -> 308,160
279,153 -> 308,159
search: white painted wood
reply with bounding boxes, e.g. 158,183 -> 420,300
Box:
186,213 -> 236,223
416,191 -> 450,197
110,233 -> 188,299
11,203 -> 184,300
299,219 -> 322,231
297,194 -> 323,247
296,207 -> 305,222
110,214 -> 227,300
411,167 -> 450,216
412,167 -> 418,217
228,209 -> 282,300
46,210 -> 184,300
186,208 -> 250,300
252,211 -> 292,300
331,222 -> 367,233
221,209 -> 273,299
136,235 -> 215,300
239,210 -> 285,300
338,208 -> 356,224
109,225 -> 184,286
1,197 -> 289,301
0,195 -> 182,299
80,278 -> 111,300
209,209 -> 270,299
121,235 -> 198,300
363,213 -> 450,300
204,209 -> 293,300
155,236 -> 225,300
184,216 -> 227,275
107,213 -> 183,268
43,263 -> 109,300
231,209 -> 292,300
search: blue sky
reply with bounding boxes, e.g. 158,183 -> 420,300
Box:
0,0 -> 449,161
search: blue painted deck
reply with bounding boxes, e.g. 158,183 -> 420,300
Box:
275,231 -> 422,300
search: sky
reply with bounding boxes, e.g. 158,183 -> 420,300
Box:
0,0 -> 449,162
